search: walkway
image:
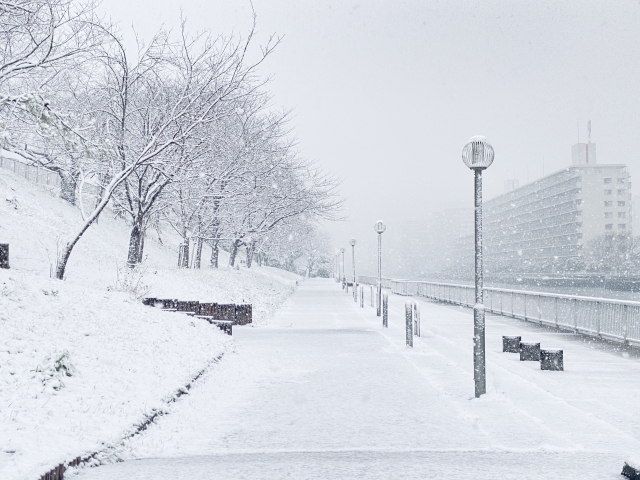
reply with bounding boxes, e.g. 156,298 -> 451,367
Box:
76,279 -> 640,479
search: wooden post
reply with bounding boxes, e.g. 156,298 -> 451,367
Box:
0,244 -> 8,269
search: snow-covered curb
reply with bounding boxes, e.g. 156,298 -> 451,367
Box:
38,352 -> 227,480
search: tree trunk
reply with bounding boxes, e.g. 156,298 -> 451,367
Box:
127,219 -> 144,267
55,159 -> 139,280
229,240 -> 240,267
179,238 -> 190,268
246,239 -> 257,268
59,171 -> 79,205
194,237 -> 203,269
209,240 -> 219,268
137,232 -> 145,264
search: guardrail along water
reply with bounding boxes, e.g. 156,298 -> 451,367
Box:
357,276 -> 640,347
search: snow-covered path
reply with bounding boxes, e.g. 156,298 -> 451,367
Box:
74,279 -> 640,479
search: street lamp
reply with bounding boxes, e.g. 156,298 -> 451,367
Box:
374,221 -> 386,316
350,238 -> 357,301
340,247 -> 345,284
462,135 -> 495,399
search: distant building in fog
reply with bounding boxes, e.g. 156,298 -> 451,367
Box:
448,141 -> 633,277
394,208 -> 473,278
504,179 -> 520,192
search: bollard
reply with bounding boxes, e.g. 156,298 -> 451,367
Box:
519,342 -> 541,361
413,302 -> 420,337
383,293 -> 388,328
540,349 -> 563,371
360,286 -> 364,307
0,244 -> 8,269
354,284 -> 358,302
370,285 -> 374,307
375,285 -> 379,311
502,336 -> 521,353
405,302 -> 413,347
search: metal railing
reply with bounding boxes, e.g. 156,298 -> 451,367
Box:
356,275 -> 393,289
0,155 -> 61,189
357,276 -> 640,346
0,154 -> 103,198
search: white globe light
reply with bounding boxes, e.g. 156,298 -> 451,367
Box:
374,221 -> 386,234
462,135 -> 494,170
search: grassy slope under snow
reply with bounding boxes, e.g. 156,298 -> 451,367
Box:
0,170 -> 300,480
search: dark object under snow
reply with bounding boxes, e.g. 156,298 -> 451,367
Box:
502,336 -> 521,353
540,349 -> 564,371
142,298 -> 252,327
622,462 -> 640,480
0,244 -> 8,269
519,342 -> 541,361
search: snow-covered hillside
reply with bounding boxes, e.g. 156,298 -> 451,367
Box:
0,170 -> 300,480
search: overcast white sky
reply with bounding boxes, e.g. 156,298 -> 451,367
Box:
100,0 -> 640,272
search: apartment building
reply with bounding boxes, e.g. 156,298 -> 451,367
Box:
480,142 -> 632,274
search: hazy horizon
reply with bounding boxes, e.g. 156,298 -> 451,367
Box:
100,0 -> 640,275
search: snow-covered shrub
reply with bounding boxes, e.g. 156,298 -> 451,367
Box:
34,350 -> 76,391
111,263 -> 150,299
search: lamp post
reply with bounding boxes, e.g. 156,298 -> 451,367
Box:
462,135 -> 495,399
340,248 -> 345,284
374,221 -> 386,316
350,238 -> 357,301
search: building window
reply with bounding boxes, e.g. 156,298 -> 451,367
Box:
618,178 -> 626,184
605,201 -> 612,207
618,189 -> 626,195
605,224 -> 613,230
604,178 -> 612,184
575,199 -> 582,205
619,224 -> 627,230
605,189 -> 612,195
618,212 -> 626,218
618,201 -> 626,207
605,212 -> 613,218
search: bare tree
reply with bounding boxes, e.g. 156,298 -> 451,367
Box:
0,0 -> 108,202
54,19 -> 278,279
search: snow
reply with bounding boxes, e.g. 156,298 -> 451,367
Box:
0,169 -> 301,480
71,280 -> 639,479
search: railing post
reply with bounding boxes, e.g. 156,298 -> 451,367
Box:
405,302 -> 413,347
511,291 -> 514,317
555,297 -> 559,329
538,295 -> 542,324
623,304 -> 629,345
596,301 -> 601,337
523,294 -> 527,321
573,298 -> 578,332
383,293 -> 388,328
413,302 -> 420,337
